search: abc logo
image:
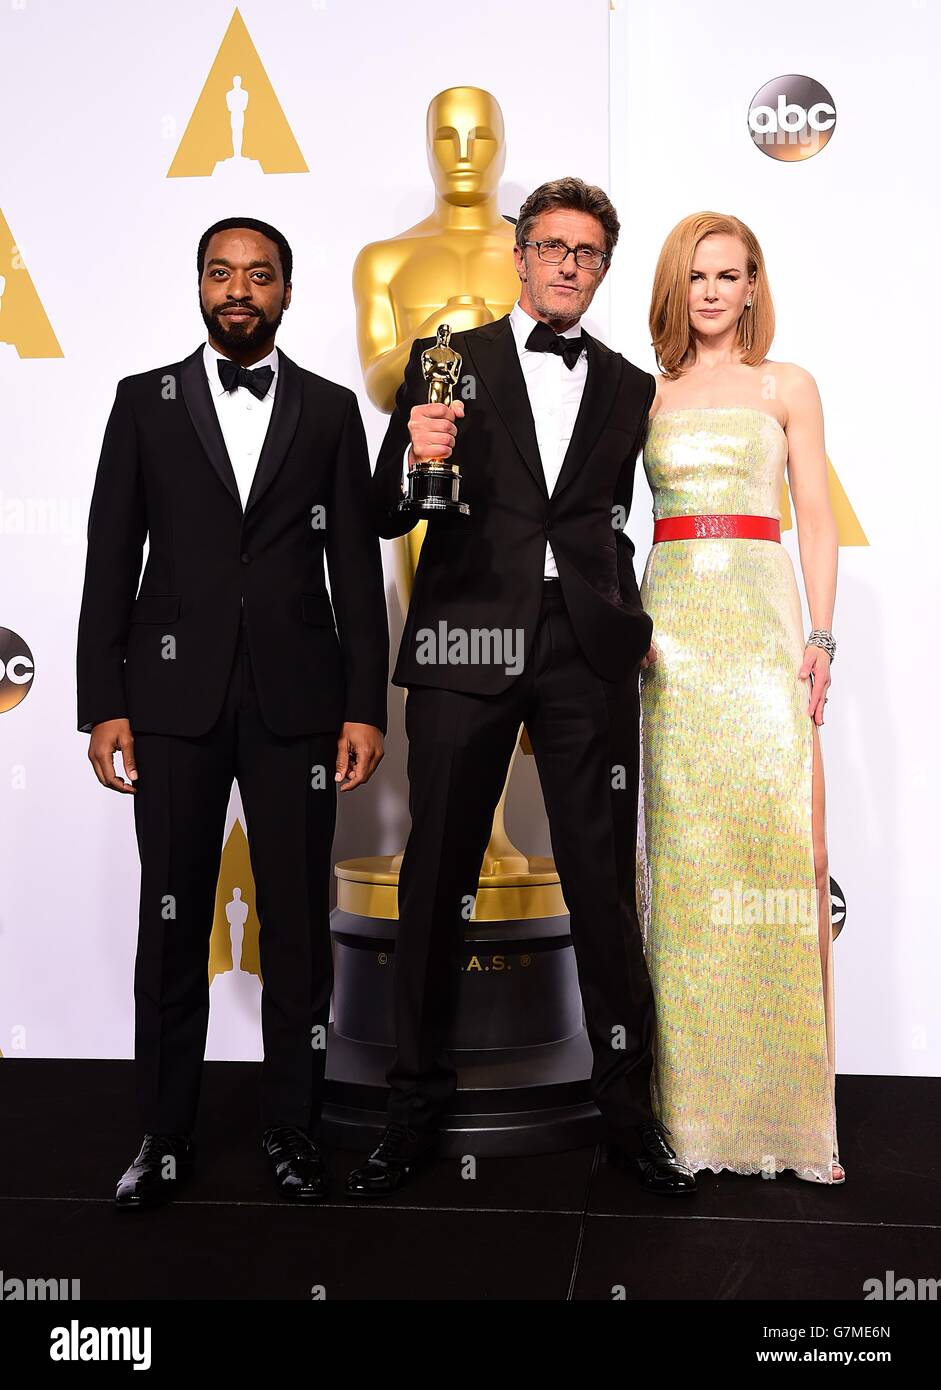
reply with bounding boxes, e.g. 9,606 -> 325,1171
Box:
748,75 -> 836,162
0,627 -> 35,713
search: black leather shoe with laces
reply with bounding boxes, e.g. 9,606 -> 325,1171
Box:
114,1133 -> 195,1209
262,1126 -> 328,1201
607,1120 -> 697,1196
344,1122 -> 440,1198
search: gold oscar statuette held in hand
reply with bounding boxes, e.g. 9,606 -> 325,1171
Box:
398,324 -> 469,516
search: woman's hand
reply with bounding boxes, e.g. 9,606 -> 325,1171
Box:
799,645 -> 831,725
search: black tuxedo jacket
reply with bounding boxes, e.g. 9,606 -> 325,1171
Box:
77,345 -> 388,738
371,315 -> 655,693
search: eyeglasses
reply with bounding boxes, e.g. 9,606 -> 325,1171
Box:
523,239 -> 608,271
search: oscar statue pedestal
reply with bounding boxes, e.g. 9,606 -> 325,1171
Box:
321,852 -> 603,1156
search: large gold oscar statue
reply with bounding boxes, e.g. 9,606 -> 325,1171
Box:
326,88 -> 596,1156
337,85 -> 565,923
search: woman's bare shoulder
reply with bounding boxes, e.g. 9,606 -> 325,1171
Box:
757,360 -> 821,427
650,372 -> 676,418
760,359 -> 819,393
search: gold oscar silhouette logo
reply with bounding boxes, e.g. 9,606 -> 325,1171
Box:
780,456 -> 867,545
0,211 -> 63,358
167,8 -> 307,178
208,819 -> 262,985
748,75 -> 836,162
0,628 -> 35,713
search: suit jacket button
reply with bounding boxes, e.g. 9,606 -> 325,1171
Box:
240,552 -> 251,564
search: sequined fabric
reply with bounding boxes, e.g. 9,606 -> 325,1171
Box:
638,407 -> 839,1182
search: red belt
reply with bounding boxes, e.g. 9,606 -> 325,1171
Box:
653,514 -> 781,542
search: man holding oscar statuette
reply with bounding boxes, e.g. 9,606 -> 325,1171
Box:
347,179 -> 696,1199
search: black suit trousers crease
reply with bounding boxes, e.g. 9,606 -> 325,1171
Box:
386,580 -> 657,1142
131,610 -> 338,1135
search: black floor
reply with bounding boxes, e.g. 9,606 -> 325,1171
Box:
1,1061 -> 938,1301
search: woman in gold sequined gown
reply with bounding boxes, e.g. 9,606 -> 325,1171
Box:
637,213 -> 843,1184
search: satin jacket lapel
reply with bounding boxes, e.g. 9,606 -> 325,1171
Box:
181,346 -> 241,508
463,317 -> 546,497
245,347 -> 302,515
551,331 -> 621,500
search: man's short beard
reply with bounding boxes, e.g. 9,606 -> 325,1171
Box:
528,282 -> 593,327
201,301 -> 283,354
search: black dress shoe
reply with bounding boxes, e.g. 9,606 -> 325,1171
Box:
114,1133 -> 194,1209
607,1121 -> 697,1197
345,1122 -> 440,1198
262,1126 -> 328,1201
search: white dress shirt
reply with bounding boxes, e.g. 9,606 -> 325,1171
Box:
203,340 -> 278,512
402,300 -> 587,578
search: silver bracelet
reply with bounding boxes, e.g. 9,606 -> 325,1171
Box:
806,628 -> 836,661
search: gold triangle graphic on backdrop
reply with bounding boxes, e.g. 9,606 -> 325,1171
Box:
208,819 -> 262,985
167,8 -> 308,177
0,209 -> 63,358
780,455 -> 868,545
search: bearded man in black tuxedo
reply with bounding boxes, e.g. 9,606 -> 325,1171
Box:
78,218 -> 388,1207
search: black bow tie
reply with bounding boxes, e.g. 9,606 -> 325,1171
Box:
525,320 -> 584,370
217,358 -> 274,400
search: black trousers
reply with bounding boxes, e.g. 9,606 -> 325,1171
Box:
388,579 -> 657,1144
131,609 -> 338,1135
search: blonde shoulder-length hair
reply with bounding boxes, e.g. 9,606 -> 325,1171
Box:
649,212 -> 774,378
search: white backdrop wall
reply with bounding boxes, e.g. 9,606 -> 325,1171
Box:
608,0 -> 940,1076
0,0 -> 935,1075
0,0 -> 610,1062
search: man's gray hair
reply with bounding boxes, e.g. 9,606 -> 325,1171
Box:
515,176 -> 621,257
